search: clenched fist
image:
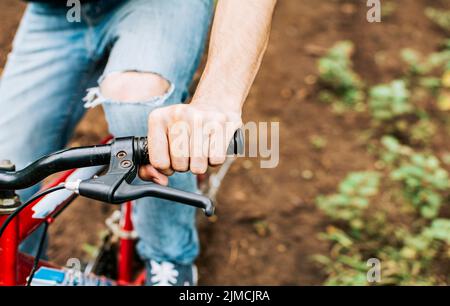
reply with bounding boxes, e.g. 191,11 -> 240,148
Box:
139,103 -> 242,185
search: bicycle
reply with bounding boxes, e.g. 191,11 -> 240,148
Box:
0,130 -> 243,286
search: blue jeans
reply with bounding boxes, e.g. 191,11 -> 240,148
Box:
0,0 -> 214,264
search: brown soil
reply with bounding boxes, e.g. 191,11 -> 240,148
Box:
1,0 -> 449,285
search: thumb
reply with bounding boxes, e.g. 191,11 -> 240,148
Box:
139,165 -> 169,186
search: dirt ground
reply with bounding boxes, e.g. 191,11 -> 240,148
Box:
1,0 -> 449,285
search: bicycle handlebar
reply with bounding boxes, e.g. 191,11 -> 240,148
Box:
0,145 -> 112,190
0,130 -> 243,190
0,129 -> 244,216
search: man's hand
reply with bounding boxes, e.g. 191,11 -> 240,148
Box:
140,103 -> 241,181
140,0 -> 276,183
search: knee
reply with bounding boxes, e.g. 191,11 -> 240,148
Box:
100,71 -> 171,103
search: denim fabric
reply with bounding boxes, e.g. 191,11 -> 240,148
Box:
0,0 -> 214,264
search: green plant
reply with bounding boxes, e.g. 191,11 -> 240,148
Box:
401,49 -> 426,75
425,219 -> 450,243
419,77 -> 441,95
368,80 -> 413,121
425,7 -> 450,32
401,48 -> 450,76
380,136 -> 449,218
318,90 -> 334,104
391,153 -> 449,219
380,135 -> 413,164
313,252 -> 369,286
394,219 -> 450,285
382,1 -> 397,18
315,182 -> 450,285
314,38 -> 450,286
314,215 -> 450,285
316,172 -> 380,229
318,226 -> 354,249
410,119 -> 437,145
444,39 -> 450,50
309,135 -> 327,150
315,142 -> 449,284
402,219 -> 450,259
318,41 -> 364,106
427,50 -> 450,72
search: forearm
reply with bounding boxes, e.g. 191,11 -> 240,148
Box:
192,0 -> 277,113
145,0 -> 276,176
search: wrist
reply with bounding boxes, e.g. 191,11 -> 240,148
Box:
190,94 -> 243,116
192,64 -> 248,115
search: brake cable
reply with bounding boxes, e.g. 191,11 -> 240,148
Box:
26,220 -> 49,286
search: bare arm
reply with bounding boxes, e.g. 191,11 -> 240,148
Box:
193,0 -> 277,113
143,0 -> 276,181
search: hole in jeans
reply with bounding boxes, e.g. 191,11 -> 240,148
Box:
100,71 -> 171,103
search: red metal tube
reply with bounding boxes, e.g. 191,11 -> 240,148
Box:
0,214 -> 19,286
117,202 -> 135,284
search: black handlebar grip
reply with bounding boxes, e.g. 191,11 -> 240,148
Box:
136,128 -> 244,165
226,128 -> 244,155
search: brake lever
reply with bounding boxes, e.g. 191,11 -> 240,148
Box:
70,137 -> 215,216
112,182 -> 215,216
73,137 -> 137,203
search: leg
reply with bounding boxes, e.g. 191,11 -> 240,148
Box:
92,0 -> 214,283
0,4 -> 93,254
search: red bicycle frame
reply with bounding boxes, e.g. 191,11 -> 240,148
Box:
0,130 -> 233,286
0,138 -> 144,286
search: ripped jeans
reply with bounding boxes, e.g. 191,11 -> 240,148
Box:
0,0 -> 214,264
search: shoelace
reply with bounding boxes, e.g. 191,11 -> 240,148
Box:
150,260 -> 179,286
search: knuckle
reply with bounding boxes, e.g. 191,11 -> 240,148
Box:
191,167 -> 206,175
190,111 -> 205,123
172,104 -> 185,120
190,160 -> 207,174
151,159 -> 171,170
169,121 -> 190,136
172,161 -> 189,172
148,108 -> 164,122
209,155 -> 226,166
